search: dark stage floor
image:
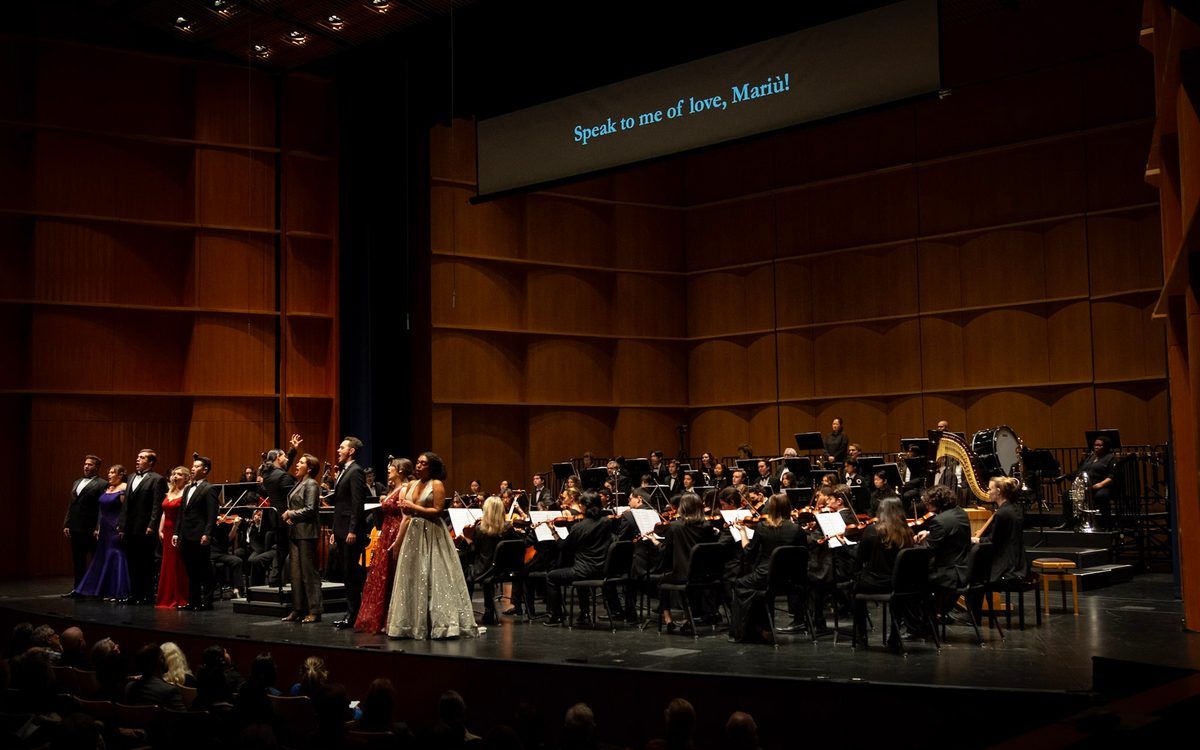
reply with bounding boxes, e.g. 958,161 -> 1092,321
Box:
3,574 -> 1198,694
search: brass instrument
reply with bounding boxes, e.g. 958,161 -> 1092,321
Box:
1071,470 -> 1098,532
934,432 -> 989,502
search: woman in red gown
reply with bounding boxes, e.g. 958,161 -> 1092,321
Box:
156,466 -> 191,608
354,458 -> 413,632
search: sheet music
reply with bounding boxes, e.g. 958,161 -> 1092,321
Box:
529,511 -> 570,541
447,508 -> 483,537
612,506 -> 629,517
816,511 -> 856,547
364,502 -> 382,512
720,509 -> 755,539
629,508 -> 663,537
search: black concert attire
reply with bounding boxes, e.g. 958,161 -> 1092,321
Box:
546,515 -> 615,621
613,509 -> 662,620
466,524 -> 520,621
868,489 -> 899,517
120,468 -> 167,603
210,520 -> 245,593
178,479 -> 219,608
823,431 -> 848,467
530,486 -> 554,511
665,473 -> 686,497
243,520 -> 276,588
729,520 -> 802,642
982,502 -> 1025,581
332,460 -> 368,625
1079,451 -> 1118,529
923,506 -> 972,596
851,525 -> 911,634
260,458 -> 295,586
287,477 -> 323,616
64,474 -> 106,588
657,519 -> 719,618
806,520 -> 854,631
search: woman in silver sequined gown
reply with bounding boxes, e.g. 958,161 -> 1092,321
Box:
385,452 -> 477,640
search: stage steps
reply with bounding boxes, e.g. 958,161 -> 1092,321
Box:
231,582 -> 347,616
1022,528 -> 1133,591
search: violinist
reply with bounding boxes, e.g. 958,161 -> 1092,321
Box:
210,507 -> 246,599
728,493 -> 803,643
544,491 -> 616,627
465,497 -> 521,626
657,492 -> 720,634
868,470 -> 900,516
606,460 -> 631,496
613,488 -> 661,623
730,468 -> 748,494
711,462 -> 730,490
851,497 -> 914,641
913,485 -> 971,611
802,486 -> 854,636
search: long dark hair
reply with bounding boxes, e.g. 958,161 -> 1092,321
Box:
875,497 -> 913,550
420,452 -> 447,481
677,492 -> 705,523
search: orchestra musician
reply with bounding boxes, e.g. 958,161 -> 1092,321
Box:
913,484 -> 971,620
648,451 -> 667,484
840,458 -> 864,490
606,461 -> 631,496
530,473 -> 553,511
728,493 -> 803,643
543,491 -> 616,627
656,492 -> 720,634
974,476 -> 1025,582
464,497 -> 521,626
868,470 -> 900,516
800,485 -> 853,636
1076,435 -> 1118,530
823,418 -> 848,468
851,496 -> 914,642
613,488 -> 662,623
711,462 -> 730,490
753,460 -> 776,493
698,452 -> 717,483
665,460 -> 685,496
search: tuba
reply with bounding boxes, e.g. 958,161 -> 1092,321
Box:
1071,471 -> 1098,532
934,432 -> 990,502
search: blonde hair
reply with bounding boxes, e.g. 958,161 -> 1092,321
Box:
990,476 -> 1020,502
161,642 -> 192,687
479,496 -> 506,536
170,466 -> 192,487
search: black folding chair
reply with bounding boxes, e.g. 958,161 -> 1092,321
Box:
852,546 -> 938,652
473,539 -> 532,622
657,543 -> 728,639
570,540 -> 634,631
940,542 -> 995,645
761,545 -> 811,645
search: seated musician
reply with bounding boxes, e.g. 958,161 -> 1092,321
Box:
900,444 -> 928,512
801,486 -> 854,636
500,488 -> 529,522
530,473 -> 554,511
680,471 -> 697,496
728,493 -> 803,643
465,479 -> 485,508
730,468 -> 748,495
711,462 -> 730,490
464,497 -> 520,626
974,476 -> 1025,582
846,443 -> 862,461
656,492 -> 720,634
868,470 -> 900,516
613,488 -> 662,623
851,497 -> 914,639
544,492 -> 617,627
841,458 -> 864,490
913,485 -> 971,613
753,460 -> 776,493
607,460 -> 631,496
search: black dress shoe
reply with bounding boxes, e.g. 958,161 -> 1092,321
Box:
501,606 -> 524,616
776,623 -> 806,635
176,603 -> 192,611
542,616 -> 564,626
480,612 -> 497,626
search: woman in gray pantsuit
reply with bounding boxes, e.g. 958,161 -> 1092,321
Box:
281,453 -> 323,623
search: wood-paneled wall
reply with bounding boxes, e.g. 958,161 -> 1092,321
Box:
1142,0 -> 1200,631
429,1 -> 1165,492
0,38 -> 339,578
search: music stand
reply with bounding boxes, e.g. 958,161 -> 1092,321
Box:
857,456 -> 883,478
794,432 -> 824,453
875,462 -> 902,490
810,469 -> 837,488
623,458 -> 651,480
785,487 -> 814,509
552,462 -> 576,483
735,459 -> 759,474
900,437 -> 932,455
1085,429 -> 1122,450
581,467 -> 609,491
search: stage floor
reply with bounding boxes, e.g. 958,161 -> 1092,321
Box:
3,575 -> 1198,694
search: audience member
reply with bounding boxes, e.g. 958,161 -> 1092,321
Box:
427,689 -> 480,749
124,642 -> 186,710
161,641 -> 195,687
59,626 -> 89,669
723,712 -> 760,750
90,637 -> 127,701
194,644 -> 241,709
646,698 -> 696,750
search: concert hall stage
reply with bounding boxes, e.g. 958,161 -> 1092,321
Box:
3,575 -> 1198,747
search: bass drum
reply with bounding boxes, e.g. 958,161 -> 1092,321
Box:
971,426 -> 1022,478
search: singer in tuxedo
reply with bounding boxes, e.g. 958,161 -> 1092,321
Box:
176,455 -> 219,610
119,449 -> 168,605
331,436 -> 368,629
63,455 -> 107,592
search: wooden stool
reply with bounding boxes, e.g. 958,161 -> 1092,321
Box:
1031,558 -> 1078,616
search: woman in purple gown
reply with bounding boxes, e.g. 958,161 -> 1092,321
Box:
74,464 -> 131,600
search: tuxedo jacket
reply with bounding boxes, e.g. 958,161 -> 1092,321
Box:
530,487 -> 554,511
924,507 -> 972,589
261,466 -> 296,511
665,475 -> 686,496
64,476 -> 107,534
121,471 -> 167,534
331,462 -> 366,540
178,480 -> 219,542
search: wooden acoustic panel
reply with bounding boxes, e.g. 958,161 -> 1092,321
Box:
1045,301 -> 1095,383
525,269 -> 613,334
36,44 -> 193,138
429,121 -> 477,183
525,338 -> 613,404
284,236 -> 332,315
806,242 -> 919,323
1087,209 -> 1163,296
612,159 -> 685,206
188,315 -> 275,394
1095,384 -> 1169,447
285,398 -> 336,467
1047,386 -> 1097,448
775,105 -> 915,186
31,309 -> 190,392
184,397 -> 275,484
0,306 -> 30,390
612,205 -> 685,272
431,258 -> 525,330
745,335 -> 779,404
771,258 -> 814,329
814,400 -> 889,454
688,339 -> 750,406
1082,47 -> 1155,128
614,408 -> 686,459
686,265 -> 776,338
282,75 -> 335,154
0,128 -> 34,210
34,221 -> 194,308
803,169 -> 919,255
432,185 -> 524,259
35,132 -> 195,223
689,408 -> 750,458
915,59 -> 1083,162
684,197 -> 776,271
920,395 -> 966,435
777,403 -> 819,446
194,65 -> 277,147
431,405 -> 454,476
965,389 -> 1054,449
682,138 -> 776,205
748,405 -> 782,458
453,404 -> 531,491
528,408 -> 612,479
284,156 -> 335,235
1084,122 -> 1159,211
200,233 -> 274,312
284,316 -> 334,396
430,331 -> 523,403
525,197 -> 614,267
613,273 -> 687,337
811,321 -> 921,397
886,396 -> 926,449
197,149 -> 275,229
775,331 -> 816,401
1091,300 -> 1167,381
918,137 -> 1086,236
960,308 -> 1051,388
611,340 -> 688,405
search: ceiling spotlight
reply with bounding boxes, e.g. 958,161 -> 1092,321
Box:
209,0 -> 235,15
326,14 -> 344,30
252,43 -> 272,60
287,30 -> 308,45
368,0 -> 391,12
174,16 -> 194,32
